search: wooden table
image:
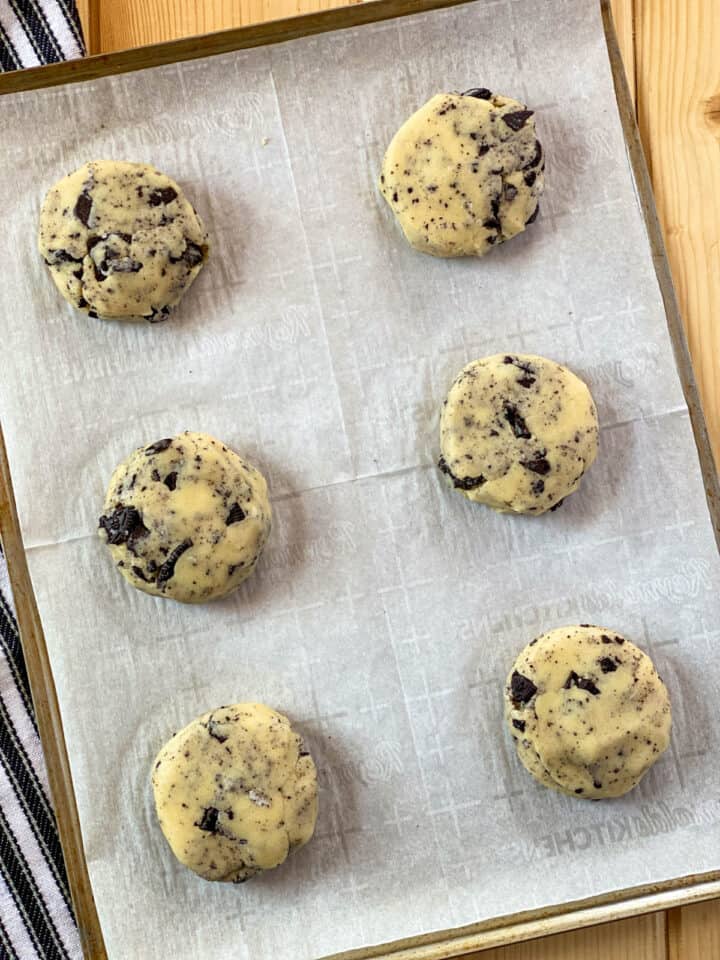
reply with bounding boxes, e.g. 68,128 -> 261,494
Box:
71,1 -> 720,957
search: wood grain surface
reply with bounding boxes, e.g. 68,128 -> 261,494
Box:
634,0 -> 720,466
25,0 -> 720,957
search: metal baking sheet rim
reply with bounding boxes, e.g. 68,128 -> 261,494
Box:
0,1 -> 718,957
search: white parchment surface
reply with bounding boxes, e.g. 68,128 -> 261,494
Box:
1,1 -> 719,957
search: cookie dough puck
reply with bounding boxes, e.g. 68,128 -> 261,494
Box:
504,625 -> 672,799
38,160 -> 208,322
438,353 -> 599,515
152,703 -> 318,882
98,431 -> 271,603
379,88 -> 544,257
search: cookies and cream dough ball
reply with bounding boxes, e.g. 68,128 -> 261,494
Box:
505,625 -> 672,799
38,160 -> 208,322
152,703 -> 318,882
98,432 -> 271,603
379,88 -> 544,257
438,354 -> 598,515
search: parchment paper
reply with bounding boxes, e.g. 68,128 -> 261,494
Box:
1,1 -> 720,958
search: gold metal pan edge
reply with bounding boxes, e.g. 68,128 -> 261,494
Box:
0,0 -> 470,95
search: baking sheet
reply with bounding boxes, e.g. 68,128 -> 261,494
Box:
1,1 -> 720,958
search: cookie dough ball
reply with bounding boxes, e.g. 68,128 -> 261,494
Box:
98,431 -> 271,603
152,703 -> 318,883
505,626 -> 672,799
438,354 -> 598,515
379,89 -> 544,257
38,160 -> 208,322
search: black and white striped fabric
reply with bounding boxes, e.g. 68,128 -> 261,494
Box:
0,0 -> 83,72
1,3 -> 86,954
0,552 -> 81,959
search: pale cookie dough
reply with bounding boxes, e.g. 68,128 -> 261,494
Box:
439,354 -> 598,515
505,625 -> 672,799
152,703 -> 318,882
38,160 -> 208,322
379,88 -> 544,257
98,431 -> 271,603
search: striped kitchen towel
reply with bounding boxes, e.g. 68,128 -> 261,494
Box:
1,3 -> 86,954
0,0 -> 84,71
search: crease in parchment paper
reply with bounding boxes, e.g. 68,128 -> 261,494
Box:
22,402 -> 690,552
267,62 -> 355,469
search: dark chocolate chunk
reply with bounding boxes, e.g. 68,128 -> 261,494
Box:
148,306 -> 171,324
575,788 -> 584,794
599,657 -> 618,673
503,402 -> 531,439
207,719 -> 228,743
437,456 -> 485,490
523,139 -> 543,170
601,634 -> 625,645
462,87 -> 492,99
163,472 -> 178,491
74,192 -> 92,226
564,671 -> 601,696
524,170 -> 537,188
169,241 -> 205,268
197,807 -> 220,833
93,260 -> 106,283
510,671 -> 537,705
131,565 -> 150,582
502,110 -> 534,131
532,478 -> 545,495
512,718 -> 526,732
504,184 -> 518,201
520,455 -> 551,475
145,438 -> 173,454
46,249 -> 82,265
525,205 -> 540,225
503,356 -> 534,375
517,376 -> 536,388
98,505 -> 149,549
550,497 -> 565,511
593,780 -> 603,790
226,502 -> 246,525
183,242 -> 205,267
147,186 -> 178,206
151,469 -> 161,482
477,144 -> 490,156
156,538 -> 192,584
483,217 -> 501,231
